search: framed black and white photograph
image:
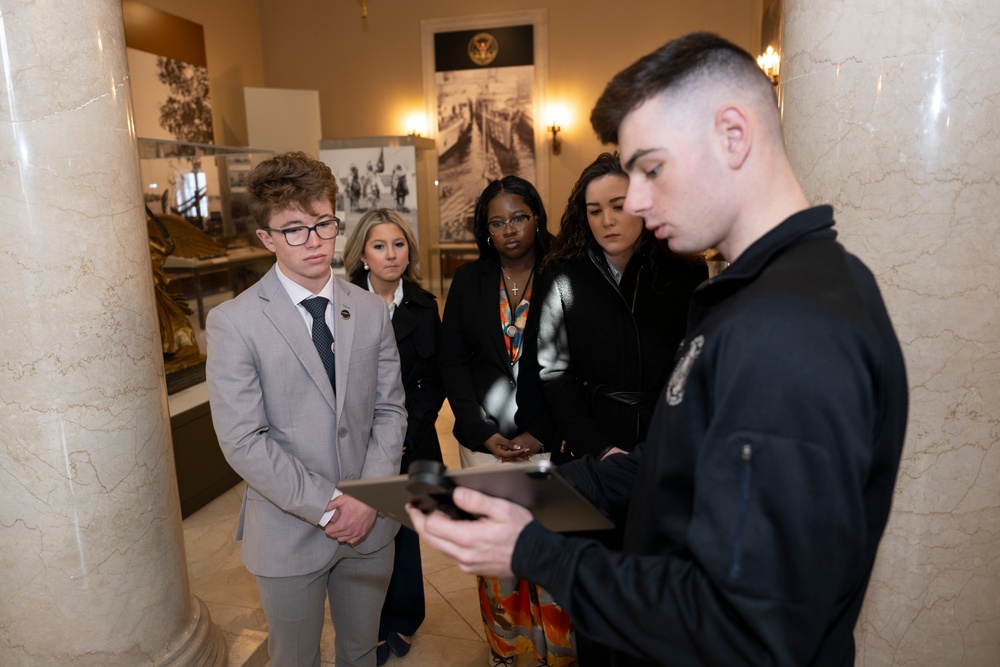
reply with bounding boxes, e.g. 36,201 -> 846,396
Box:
223,155 -> 254,236
226,156 -> 252,192
319,144 -> 420,268
422,11 -> 549,244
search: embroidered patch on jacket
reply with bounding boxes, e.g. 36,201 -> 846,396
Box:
666,335 -> 704,406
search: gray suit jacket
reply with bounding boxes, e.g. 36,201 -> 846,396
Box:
206,266 -> 406,577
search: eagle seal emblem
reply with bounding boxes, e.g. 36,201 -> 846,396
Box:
468,32 -> 499,66
666,335 -> 704,406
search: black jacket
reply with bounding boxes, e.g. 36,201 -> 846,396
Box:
439,255 -> 556,452
513,207 -> 909,666
536,240 -> 706,462
351,273 -> 444,468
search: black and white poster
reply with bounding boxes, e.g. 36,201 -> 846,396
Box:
432,25 -> 537,243
319,145 -> 419,268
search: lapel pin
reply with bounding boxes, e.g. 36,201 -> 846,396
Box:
341,309 -> 350,320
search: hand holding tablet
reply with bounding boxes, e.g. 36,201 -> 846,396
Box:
338,459 -> 613,532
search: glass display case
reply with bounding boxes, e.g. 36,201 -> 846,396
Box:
138,137 -> 274,240
139,139 -> 276,516
139,138 -> 276,345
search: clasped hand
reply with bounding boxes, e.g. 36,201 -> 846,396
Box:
483,432 -> 543,462
323,493 -> 377,544
405,486 -> 532,578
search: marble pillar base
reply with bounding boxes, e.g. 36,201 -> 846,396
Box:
222,628 -> 268,667
159,597 -> 228,667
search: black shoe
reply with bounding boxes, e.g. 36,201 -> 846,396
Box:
387,632 -> 411,658
376,641 -> 390,666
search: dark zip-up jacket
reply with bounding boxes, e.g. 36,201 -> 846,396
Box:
535,240 -> 705,462
513,207 -> 909,666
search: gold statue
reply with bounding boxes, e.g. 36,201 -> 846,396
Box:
146,209 -> 225,377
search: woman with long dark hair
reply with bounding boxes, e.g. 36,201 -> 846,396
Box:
538,152 -> 706,463
439,176 -> 571,666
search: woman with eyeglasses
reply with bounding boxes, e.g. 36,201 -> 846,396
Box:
439,176 -> 571,667
343,209 -> 445,666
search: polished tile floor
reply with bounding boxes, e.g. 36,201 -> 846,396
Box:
182,401 -> 511,666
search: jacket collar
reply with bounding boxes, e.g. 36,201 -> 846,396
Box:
349,271 -> 366,290
586,234 -> 654,288
256,267 -> 347,411
478,253 -> 501,275
351,270 -> 437,309
706,205 -> 836,290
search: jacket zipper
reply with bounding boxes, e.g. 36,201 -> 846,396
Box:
729,443 -> 753,580
589,252 -> 643,362
589,252 -> 645,440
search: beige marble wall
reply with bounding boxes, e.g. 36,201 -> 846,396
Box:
0,1 -> 223,664
781,1 -> 1000,664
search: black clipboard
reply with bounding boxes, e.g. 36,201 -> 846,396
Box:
338,459 -> 614,532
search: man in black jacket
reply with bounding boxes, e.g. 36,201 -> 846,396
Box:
408,32 -> 908,666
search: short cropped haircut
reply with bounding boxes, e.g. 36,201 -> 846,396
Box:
245,151 -> 339,228
591,32 -> 776,144
342,208 -> 423,285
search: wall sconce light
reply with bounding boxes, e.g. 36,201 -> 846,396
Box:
404,113 -> 426,137
757,45 -> 780,85
548,123 -> 562,155
546,103 -> 569,156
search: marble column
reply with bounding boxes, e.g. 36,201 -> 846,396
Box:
781,1 -> 1000,665
0,1 -> 225,665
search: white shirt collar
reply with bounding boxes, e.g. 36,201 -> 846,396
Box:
366,274 -> 404,318
275,264 -> 335,304
604,252 -> 624,284
275,265 -> 336,333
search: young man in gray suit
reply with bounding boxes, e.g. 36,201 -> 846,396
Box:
206,151 -> 407,667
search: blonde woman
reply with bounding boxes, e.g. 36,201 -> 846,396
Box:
343,209 -> 445,665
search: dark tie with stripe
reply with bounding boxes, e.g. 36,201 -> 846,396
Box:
301,297 -> 335,392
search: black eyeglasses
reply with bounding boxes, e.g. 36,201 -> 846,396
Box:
487,213 -> 532,235
262,218 -> 341,246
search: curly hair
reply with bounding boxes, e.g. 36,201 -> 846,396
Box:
472,176 -> 552,259
544,152 -> 653,268
342,208 -> 423,285
245,151 -> 339,228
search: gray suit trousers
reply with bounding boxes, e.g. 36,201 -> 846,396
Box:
256,540 -> 394,667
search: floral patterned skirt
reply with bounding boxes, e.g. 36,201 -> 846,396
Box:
478,575 -> 576,665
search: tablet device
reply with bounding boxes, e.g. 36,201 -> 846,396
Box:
339,459 -> 614,532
